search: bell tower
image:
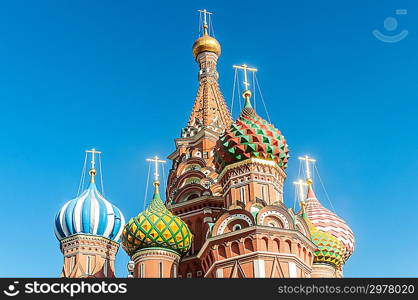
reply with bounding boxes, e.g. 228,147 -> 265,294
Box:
166,9 -> 233,278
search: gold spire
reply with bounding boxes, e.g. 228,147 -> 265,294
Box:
86,148 -> 102,184
233,64 -> 257,107
146,156 -> 166,188
298,155 -> 316,185
192,9 -> 221,59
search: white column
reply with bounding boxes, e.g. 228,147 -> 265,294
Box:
216,268 -> 223,278
288,262 -> 297,278
253,259 -> 265,278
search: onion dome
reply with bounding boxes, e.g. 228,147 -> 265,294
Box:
214,92 -> 289,172
54,153 -> 125,242
192,16 -> 221,59
121,180 -> 192,257
192,33 -> 221,59
304,185 -> 355,261
303,211 -> 346,269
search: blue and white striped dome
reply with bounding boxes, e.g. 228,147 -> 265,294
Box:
54,182 -> 125,242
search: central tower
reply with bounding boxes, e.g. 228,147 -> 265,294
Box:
166,10 -> 232,278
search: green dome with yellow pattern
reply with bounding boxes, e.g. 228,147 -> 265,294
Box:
302,205 -> 346,269
121,182 -> 192,256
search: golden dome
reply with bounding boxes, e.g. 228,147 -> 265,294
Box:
192,33 -> 221,59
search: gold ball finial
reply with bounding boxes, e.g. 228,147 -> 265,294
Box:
89,169 -> 96,184
242,90 -> 252,99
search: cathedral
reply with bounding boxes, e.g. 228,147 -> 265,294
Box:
53,10 -> 355,278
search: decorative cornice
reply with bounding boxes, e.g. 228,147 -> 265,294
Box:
132,247 -> 181,261
60,234 -> 120,248
218,158 -> 286,180
197,225 -> 316,259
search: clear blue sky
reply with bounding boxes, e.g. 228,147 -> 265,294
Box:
0,0 -> 416,278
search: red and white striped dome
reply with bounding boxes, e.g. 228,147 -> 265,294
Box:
304,185 -> 355,261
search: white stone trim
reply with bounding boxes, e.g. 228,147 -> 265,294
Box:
216,214 -> 254,235
258,211 -> 290,229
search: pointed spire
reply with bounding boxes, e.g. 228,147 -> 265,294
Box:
145,156 -> 167,211
306,183 -> 317,200
85,148 -> 102,184
298,155 -> 318,200
186,10 -> 232,137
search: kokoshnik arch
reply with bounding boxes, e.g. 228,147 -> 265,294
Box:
53,9 -> 355,278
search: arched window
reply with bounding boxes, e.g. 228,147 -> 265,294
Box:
285,240 -> 292,253
231,242 -> 240,256
262,238 -> 269,251
232,224 -> 242,231
272,239 -> 280,253
244,239 -> 254,252
218,245 -> 227,259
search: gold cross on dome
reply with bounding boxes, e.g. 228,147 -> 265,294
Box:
233,64 -> 258,91
298,155 -> 316,183
146,156 -> 166,182
86,148 -> 102,171
293,179 -> 308,202
198,9 -> 213,34
86,148 -> 102,183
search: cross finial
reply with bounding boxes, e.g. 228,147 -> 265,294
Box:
198,9 -> 212,35
293,179 -> 308,202
146,156 -> 166,184
298,155 -> 316,184
233,64 -> 257,92
85,148 -> 102,183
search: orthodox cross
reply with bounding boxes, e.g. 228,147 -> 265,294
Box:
86,148 -> 101,170
298,155 -> 316,183
233,64 -> 257,91
146,156 -> 166,182
198,9 -> 212,34
86,148 -> 101,183
293,179 -> 308,202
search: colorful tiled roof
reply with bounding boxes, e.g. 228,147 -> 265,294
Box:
121,182 -> 192,256
305,185 -> 355,262
306,216 -> 346,268
214,100 -> 289,172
